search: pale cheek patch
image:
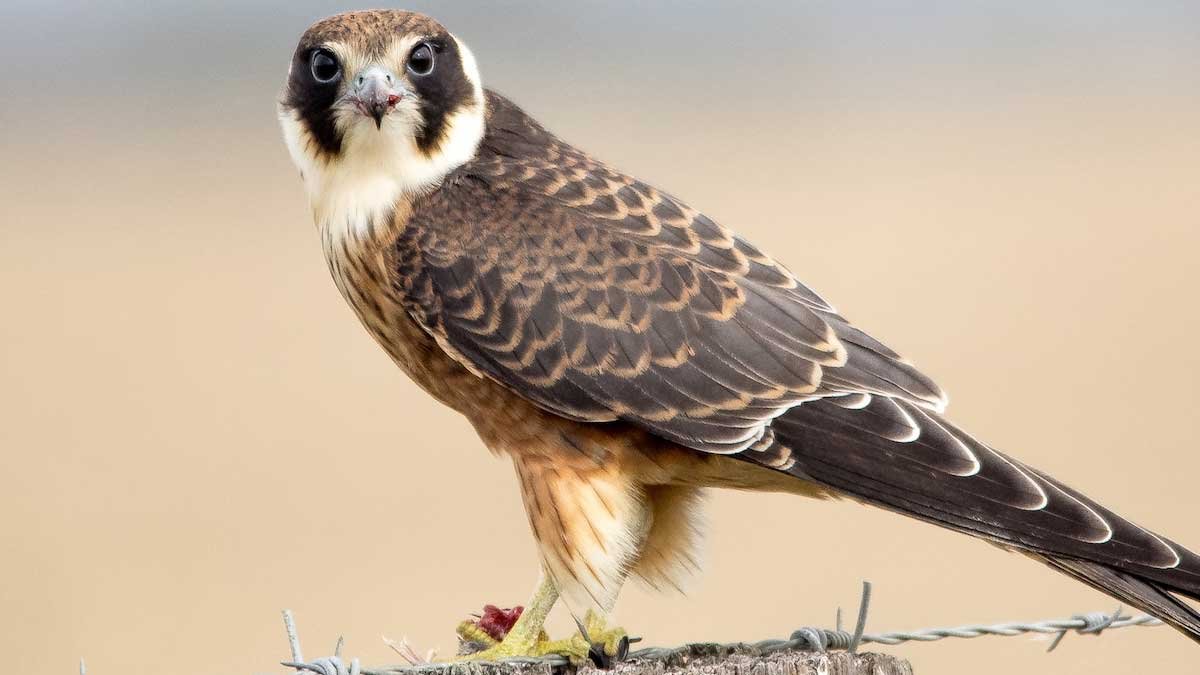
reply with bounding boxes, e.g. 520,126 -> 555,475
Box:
279,109 -> 317,184
452,34 -> 484,101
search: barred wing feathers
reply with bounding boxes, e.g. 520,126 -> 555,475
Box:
397,95 -> 944,454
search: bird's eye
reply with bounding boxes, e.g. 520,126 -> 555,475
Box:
310,49 -> 340,84
408,42 -> 436,77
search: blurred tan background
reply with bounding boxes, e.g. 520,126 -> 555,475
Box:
2,2 -> 1199,674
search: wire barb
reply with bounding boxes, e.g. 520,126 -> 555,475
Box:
1045,605 -> 1124,652
284,609 -> 304,664
282,611 -> 362,675
848,581 -> 871,654
862,608 -> 1161,648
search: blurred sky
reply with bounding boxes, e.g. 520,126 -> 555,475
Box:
1,3 -> 1199,675
3,2 -> 1200,146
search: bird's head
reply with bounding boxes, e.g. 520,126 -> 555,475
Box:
279,10 -> 485,221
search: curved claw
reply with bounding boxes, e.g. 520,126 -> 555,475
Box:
573,610 -> 632,668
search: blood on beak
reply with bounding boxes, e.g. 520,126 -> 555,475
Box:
352,66 -> 406,129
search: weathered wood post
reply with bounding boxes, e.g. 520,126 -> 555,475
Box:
364,645 -> 912,675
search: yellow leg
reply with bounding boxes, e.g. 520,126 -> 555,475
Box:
452,573 -> 631,665
454,573 -> 589,663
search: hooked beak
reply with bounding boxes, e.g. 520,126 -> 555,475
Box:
352,66 -> 407,129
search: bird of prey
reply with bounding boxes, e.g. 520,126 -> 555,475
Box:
279,9 -> 1200,660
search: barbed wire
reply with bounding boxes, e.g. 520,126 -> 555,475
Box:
276,582 -> 1165,675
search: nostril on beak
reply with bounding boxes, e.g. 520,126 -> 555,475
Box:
354,67 -> 395,94
353,67 -> 403,129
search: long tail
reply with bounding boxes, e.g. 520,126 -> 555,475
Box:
764,395 -> 1200,641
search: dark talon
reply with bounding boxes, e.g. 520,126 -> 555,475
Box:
586,642 -> 611,669
616,635 -> 630,661
584,635 -> 630,668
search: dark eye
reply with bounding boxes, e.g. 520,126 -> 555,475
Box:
408,42 -> 435,76
310,49 -> 340,84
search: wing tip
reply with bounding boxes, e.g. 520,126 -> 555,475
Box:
1039,555 -> 1200,644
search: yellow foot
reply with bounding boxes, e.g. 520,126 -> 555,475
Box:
454,629 -> 590,664
452,604 -> 585,663
452,606 -> 629,666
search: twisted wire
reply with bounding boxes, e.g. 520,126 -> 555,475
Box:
276,583 -> 1165,675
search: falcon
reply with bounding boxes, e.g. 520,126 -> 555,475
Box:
278,9 -> 1200,660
